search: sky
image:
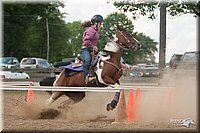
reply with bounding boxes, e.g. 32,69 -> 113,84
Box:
60,0 -> 198,63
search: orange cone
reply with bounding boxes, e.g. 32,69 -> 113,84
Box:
126,89 -> 135,122
113,89 -> 127,123
26,83 -> 35,103
135,88 -> 141,107
135,88 -> 141,120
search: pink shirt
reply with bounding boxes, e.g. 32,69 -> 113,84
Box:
82,25 -> 99,48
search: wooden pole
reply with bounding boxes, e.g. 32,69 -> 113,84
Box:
159,2 -> 167,69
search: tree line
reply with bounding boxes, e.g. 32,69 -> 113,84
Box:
3,1 -> 199,65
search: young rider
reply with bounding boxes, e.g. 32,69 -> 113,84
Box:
80,14 -> 103,84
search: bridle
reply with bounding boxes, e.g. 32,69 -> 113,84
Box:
117,31 -> 136,50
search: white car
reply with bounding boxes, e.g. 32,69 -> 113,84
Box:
0,57 -> 20,68
0,71 -> 30,79
20,57 -> 51,69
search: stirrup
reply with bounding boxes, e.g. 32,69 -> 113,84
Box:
85,76 -> 96,84
85,76 -> 89,84
88,76 -> 96,82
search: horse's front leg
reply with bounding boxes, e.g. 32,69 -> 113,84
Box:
102,75 -> 120,111
107,91 -> 120,111
106,80 -> 121,111
101,75 -> 120,89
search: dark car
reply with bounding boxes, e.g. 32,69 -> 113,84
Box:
142,65 -> 159,77
129,70 -> 143,77
53,58 -> 75,68
169,54 -> 183,69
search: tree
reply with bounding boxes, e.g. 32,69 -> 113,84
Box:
112,0 -> 199,68
3,2 -> 67,63
99,12 -> 158,64
111,0 -> 200,68
63,21 -> 84,58
113,1 -> 200,20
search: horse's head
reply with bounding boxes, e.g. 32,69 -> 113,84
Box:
115,25 -> 141,50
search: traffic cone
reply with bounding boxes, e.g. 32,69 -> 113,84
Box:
126,89 -> 135,122
112,89 -> 127,123
135,88 -> 141,120
26,83 -> 35,103
135,88 -> 141,107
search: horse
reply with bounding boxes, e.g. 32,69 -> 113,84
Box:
39,25 -> 141,111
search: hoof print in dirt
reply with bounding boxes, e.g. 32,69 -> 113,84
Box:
39,109 -> 60,119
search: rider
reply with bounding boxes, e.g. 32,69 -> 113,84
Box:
80,14 -> 103,84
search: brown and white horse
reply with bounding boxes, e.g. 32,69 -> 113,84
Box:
39,26 -> 141,111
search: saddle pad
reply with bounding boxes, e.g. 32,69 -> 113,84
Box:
60,64 -> 83,71
59,53 -> 99,71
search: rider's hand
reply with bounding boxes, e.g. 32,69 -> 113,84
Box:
93,46 -> 98,52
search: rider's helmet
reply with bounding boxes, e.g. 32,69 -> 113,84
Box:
91,15 -> 103,24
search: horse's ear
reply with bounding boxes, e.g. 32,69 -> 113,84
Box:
116,25 -> 125,31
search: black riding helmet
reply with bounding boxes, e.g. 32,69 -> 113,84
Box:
91,15 -> 103,23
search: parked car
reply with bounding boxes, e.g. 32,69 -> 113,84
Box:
178,51 -> 199,69
169,54 -> 183,69
0,57 -> 20,68
54,58 -> 75,68
142,65 -> 159,77
20,58 -> 51,69
129,70 -> 143,77
0,71 -> 30,79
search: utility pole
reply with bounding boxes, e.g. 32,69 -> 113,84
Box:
159,2 -> 167,69
46,17 -> 49,61
46,7 -> 50,61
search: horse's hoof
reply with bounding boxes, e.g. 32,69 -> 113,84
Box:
106,103 -> 114,111
57,105 -> 65,109
39,108 -> 60,119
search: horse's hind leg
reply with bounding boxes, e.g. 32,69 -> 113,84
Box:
57,92 -> 85,109
46,91 -> 63,108
57,98 -> 74,109
39,76 -> 59,107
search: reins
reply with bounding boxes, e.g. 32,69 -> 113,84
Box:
102,60 -> 121,70
102,60 -> 123,81
116,31 -> 131,50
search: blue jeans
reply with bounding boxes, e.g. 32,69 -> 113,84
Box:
80,48 -> 92,78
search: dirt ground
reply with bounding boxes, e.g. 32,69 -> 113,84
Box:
2,73 -> 198,132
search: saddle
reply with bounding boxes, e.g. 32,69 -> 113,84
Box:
59,53 -> 99,77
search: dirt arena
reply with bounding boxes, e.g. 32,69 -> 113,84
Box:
2,74 -> 198,132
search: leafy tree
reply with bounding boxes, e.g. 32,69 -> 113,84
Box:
112,0 -> 199,67
62,21 -> 84,58
3,2 -> 66,63
113,0 -> 200,20
99,12 -> 158,64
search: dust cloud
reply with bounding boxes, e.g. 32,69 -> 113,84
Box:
18,69 -> 197,125
19,91 -> 116,121
55,92 -> 117,121
137,68 -> 197,125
